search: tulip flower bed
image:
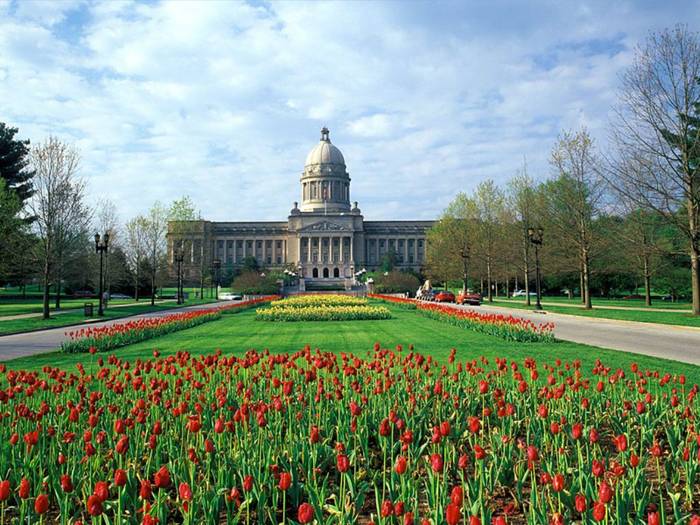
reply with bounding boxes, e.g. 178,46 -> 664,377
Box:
0,346 -> 698,525
368,294 -> 417,309
371,294 -> 554,343
270,294 -> 368,308
256,303 -> 392,322
61,297 -> 277,354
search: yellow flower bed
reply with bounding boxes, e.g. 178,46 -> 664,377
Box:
270,294 -> 368,308
256,304 -> 391,322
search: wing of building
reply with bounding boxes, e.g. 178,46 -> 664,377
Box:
167,127 -> 435,290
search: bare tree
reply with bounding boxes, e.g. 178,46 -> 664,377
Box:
145,202 -> 167,305
125,215 -> 148,301
473,180 -> 505,302
507,162 -> 538,305
606,25 -> 700,314
26,137 -> 90,319
95,198 -> 120,301
547,129 -> 605,309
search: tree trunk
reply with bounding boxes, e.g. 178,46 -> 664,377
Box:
643,255 -> 652,307
42,258 -> 50,320
150,248 -> 156,306
55,273 -> 62,310
582,251 -> 592,310
691,243 -> 700,315
523,245 -> 531,306
579,265 -> 585,304
134,266 -> 140,301
486,258 -> 493,302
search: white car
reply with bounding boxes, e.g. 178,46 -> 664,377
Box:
512,290 -> 537,298
219,293 -> 243,301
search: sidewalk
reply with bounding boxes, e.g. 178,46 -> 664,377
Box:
0,300 -> 173,322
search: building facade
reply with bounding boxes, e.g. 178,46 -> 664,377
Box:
167,128 -> 434,288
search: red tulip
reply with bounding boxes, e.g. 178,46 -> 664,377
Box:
592,501 -> 606,522
552,473 -> 565,492
469,416 -> 481,434
34,493 -> 49,515
395,455 -> 407,475
93,481 -> 109,503
18,478 -> 30,499
310,426 -> 320,444
614,434 -> 627,453
445,502 -> 461,525
87,494 -> 103,516
298,502 -> 314,524
598,481 -> 612,504
139,479 -> 152,500
381,500 -> 394,517
278,472 -> 291,491
430,453 -> 444,473
469,516 -> 482,525
179,482 -> 192,501
60,474 -> 73,493
450,485 -> 463,505
114,469 -> 127,487
492,516 -> 507,525
574,494 -> 587,513
243,475 -> 253,492
648,511 -> 660,525
0,480 -> 9,501
337,454 -> 350,473
154,466 -> 171,489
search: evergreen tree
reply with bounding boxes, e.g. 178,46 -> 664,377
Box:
0,123 -> 35,205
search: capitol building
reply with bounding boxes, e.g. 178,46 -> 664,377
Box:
167,128 -> 434,289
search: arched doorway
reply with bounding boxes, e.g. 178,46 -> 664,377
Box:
323,267 -> 329,278
312,268 -> 318,278
333,267 -> 340,278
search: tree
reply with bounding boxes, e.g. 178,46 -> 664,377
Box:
26,137 -> 89,319
144,202 -> 167,305
546,129 -> 605,309
95,199 -> 121,303
507,165 -> 538,305
426,193 -> 478,292
0,122 -> 34,206
473,180 -> 505,302
125,215 -> 148,301
169,196 -> 208,298
0,178 -> 24,279
607,25 -> 700,314
374,270 -> 420,294
380,248 -> 398,273
241,255 -> 259,273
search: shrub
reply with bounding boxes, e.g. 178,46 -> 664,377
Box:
373,271 -> 420,294
231,271 -> 280,295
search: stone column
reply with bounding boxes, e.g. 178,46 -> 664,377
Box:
232,239 -> 237,264
404,239 -> 408,266
350,235 -> 354,263
243,240 -> 247,258
329,236 -> 334,264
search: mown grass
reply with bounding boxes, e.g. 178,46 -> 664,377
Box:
0,299 -> 216,336
488,299 -> 700,327
0,298 -> 135,317
7,303 -> 700,384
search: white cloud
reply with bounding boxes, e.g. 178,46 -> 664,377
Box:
0,0 -> 698,223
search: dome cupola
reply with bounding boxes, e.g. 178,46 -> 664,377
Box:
300,127 -> 351,213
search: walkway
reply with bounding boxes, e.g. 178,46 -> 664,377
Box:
447,302 -> 700,365
0,301 -> 224,362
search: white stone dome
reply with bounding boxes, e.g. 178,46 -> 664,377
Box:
304,127 -> 345,166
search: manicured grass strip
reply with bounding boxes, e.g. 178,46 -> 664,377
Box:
7,304 -> 700,387
0,301 -> 208,336
60,297 -> 276,353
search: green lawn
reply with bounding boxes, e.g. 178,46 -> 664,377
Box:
0,298 -> 216,336
8,303 -> 700,384
0,298 -> 136,317
516,295 -> 692,310
488,299 -> 700,327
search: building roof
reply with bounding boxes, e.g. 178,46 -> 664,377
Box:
304,127 -> 345,166
363,220 -> 435,235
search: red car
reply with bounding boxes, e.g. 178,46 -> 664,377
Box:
434,290 -> 456,303
457,291 -> 482,306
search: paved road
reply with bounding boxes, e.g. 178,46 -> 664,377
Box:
446,302 -> 700,365
0,302 -> 226,362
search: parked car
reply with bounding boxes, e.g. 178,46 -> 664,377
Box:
434,290 -> 456,303
220,293 -> 243,301
457,291 -> 482,306
415,288 -> 436,301
512,290 -> 537,298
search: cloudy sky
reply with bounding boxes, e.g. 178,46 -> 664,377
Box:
1,0 -> 698,222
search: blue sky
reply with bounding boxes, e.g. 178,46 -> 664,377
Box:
1,0 -> 699,222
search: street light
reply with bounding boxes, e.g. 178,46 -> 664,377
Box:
212,258 -> 221,300
174,246 -> 185,305
528,226 -> 544,311
94,232 -> 110,316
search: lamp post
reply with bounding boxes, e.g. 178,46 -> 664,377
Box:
528,226 -> 544,311
212,258 -> 221,300
94,232 -> 110,316
174,247 -> 185,305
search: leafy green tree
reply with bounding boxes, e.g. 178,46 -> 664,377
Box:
241,255 -> 259,272
231,270 -> 279,295
374,270 -> 420,294
380,248 -> 397,272
0,122 -> 34,205
0,178 -> 25,279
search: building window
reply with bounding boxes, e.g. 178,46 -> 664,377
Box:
277,256 -> 282,264
267,256 -> 272,264
276,240 -> 282,249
